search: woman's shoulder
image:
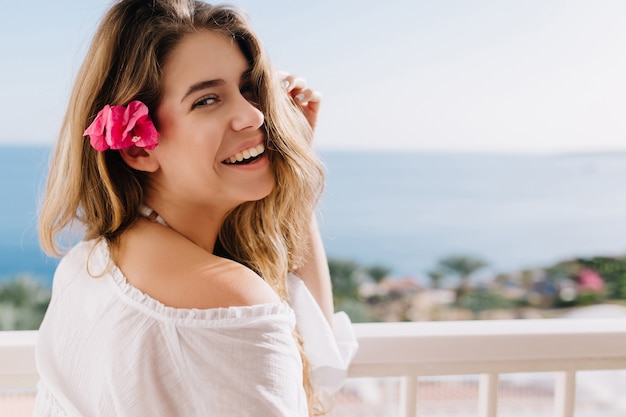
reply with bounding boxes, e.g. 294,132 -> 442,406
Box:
114,220 -> 282,310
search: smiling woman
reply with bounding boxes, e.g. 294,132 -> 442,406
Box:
34,0 -> 357,416
142,30 -> 274,217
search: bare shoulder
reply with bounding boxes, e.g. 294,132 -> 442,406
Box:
115,220 -> 281,309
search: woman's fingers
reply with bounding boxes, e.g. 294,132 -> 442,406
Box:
278,71 -> 321,131
279,72 -> 305,93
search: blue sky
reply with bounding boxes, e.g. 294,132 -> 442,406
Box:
2,0 -> 626,152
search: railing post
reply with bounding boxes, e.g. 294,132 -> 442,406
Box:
554,371 -> 576,417
400,376 -> 417,417
478,373 -> 498,417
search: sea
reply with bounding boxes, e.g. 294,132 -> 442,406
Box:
3,145 -> 626,287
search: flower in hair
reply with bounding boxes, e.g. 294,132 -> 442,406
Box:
84,100 -> 159,152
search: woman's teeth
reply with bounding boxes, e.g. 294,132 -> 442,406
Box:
225,144 -> 265,164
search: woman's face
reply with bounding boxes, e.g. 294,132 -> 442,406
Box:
150,30 -> 274,213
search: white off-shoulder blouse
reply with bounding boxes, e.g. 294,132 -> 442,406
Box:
33,239 -> 357,416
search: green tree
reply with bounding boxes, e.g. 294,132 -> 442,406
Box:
328,258 -> 379,322
577,257 -> 626,300
328,258 -> 361,303
457,289 -> 512,319
366,265 -> 391,284
0,275 -> 51,330
427,270 -> 445,289
437,255 -> 488,297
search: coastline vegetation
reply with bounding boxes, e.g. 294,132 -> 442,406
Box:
0,275 -> 50,330
1,252 -> 625,329
330,253 -> 626,323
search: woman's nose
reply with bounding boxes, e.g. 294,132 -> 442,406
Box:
230,94 -> 264,132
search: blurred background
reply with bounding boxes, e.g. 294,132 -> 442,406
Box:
2,1 -> 626,416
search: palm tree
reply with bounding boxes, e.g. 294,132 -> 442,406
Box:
367,265 -> 391,284
427,270 -> 445,289
437,255 -> 488,298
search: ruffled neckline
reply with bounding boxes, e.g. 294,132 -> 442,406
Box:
91,239 -> 294,325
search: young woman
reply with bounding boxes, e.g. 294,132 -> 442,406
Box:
35,0 -> 356,415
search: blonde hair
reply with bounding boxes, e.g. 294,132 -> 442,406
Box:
39,0 -> 324,414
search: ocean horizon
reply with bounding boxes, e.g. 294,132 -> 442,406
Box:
2,145 -> 626,287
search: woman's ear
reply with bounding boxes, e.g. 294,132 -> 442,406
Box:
119,146 -> 160,172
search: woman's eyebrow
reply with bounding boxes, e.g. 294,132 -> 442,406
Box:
181,79 -> 225,103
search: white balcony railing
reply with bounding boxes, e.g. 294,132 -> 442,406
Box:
349,319 -> 626,417
2,319 -> 626,416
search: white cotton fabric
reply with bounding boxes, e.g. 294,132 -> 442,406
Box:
288,274 -> 358,396
33,239 -> 356,417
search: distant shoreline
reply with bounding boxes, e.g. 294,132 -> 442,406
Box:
3,146 -> 626,287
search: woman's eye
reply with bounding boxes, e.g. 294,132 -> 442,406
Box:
192,95 -> 218,109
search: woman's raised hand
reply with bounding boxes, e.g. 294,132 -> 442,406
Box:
279,71 -> 321,131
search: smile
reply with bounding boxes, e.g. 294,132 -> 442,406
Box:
223,143 -> 266,165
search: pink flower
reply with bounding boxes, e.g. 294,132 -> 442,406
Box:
84,100 -> 159,152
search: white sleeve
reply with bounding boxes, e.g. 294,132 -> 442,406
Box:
172,311 -> 309,417
288,273 -> 359,395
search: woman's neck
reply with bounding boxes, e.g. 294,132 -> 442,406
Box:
142,199 -> 228,254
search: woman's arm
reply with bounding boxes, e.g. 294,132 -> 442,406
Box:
282,72 -> 334,323
294,215 -> 334,324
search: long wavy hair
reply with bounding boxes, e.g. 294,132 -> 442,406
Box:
38,0 -> 325,414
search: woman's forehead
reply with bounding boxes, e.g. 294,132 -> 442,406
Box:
160,31 -> 247,95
